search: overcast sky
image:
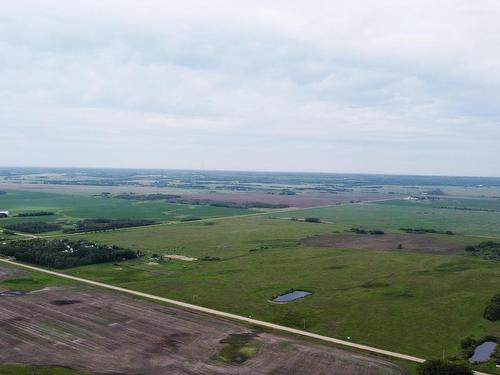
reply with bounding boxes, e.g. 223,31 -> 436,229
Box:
1,1 -> 499,176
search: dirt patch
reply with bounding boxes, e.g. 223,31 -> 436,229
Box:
301,233 -> 462,255
0,265 -> 24,281
165,254 -> 197,261
0,286 -> 408,375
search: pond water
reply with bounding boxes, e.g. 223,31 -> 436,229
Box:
469,341 -> 497,363
272,290 -> 312,302
0,290 -> 26,297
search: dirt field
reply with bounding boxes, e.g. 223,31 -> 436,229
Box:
0,266 -> 23,281
0,283 -> 408,374
183,192 -> 390,208
301,233 -> 462,255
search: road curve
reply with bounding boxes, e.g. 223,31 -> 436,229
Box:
0,258 -> 491,375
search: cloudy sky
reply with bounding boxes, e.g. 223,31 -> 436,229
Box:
1,1 -> 499,176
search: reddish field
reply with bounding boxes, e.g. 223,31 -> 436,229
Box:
182,192 -> 390,208
0,284 -> 408,375
301,233 -> 462,255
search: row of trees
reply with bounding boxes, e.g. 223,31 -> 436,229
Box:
400,227 -> 455,235
4,222 -> 61,233
17,211 -> 55,217
64,218 -> 156,233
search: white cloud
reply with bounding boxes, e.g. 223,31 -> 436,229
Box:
0,0 -> 499,175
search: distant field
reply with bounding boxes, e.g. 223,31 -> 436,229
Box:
274,202 -> 500,237
59,216 -> 499,368
0,190 -> 251,232
1,176 -> 499,374
378,197 -> 500,212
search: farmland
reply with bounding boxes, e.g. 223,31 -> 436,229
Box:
55,215 -> 499,371
0,169 -> 499,374
0,264 -> 408,375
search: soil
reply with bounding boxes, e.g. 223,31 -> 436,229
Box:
182,192 -> 391,208
0,285 -> 408,375
301,233 -> 462,255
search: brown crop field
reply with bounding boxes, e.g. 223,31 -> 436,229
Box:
183,192 -> 391,208
301,233 -> 463,255
0,284 -> 408,375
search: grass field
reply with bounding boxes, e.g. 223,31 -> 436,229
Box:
377,197 -> 500,212
274,202 -> 500,237
55,215 -> 500,372
1,186 -> 499,373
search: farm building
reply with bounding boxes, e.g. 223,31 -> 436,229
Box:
0,211 -> 9,218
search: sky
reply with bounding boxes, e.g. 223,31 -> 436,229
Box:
1,1 -> 499,176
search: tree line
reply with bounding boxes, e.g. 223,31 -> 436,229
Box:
0,239 -> 141,269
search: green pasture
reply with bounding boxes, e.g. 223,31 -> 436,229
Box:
61,216 -> 499,364
274,202 -> 500,237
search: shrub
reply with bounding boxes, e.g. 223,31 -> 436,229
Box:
305,217 -> 321,223
17,211 -> 55,217
484,294 -> 500,321
350,227 -> 368,234
4,222 -> 61,233
417,360 -> 472,375
465,241 -> 500,260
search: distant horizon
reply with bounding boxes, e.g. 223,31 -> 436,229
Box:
1,165 -> 500,180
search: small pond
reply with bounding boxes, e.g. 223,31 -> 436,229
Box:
469,341 -> 497,363
272,290 -> 312,302
0,290 -> 26,297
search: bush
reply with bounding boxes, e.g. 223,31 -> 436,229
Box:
305,217 -> 321,223
465,241 -> 500,260
417,360 -> 472,375
460,337 -> 477,358
350,227 -> 368,234
484,294 -> 500,321
200,256 -> 221,261
17,211 -> 55,217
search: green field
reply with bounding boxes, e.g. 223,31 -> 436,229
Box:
1,185 -> 499,374
57,215 -> 499,370
378,197 -> 500,212
274,202 -> 500,237
0,190 -> 251,232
